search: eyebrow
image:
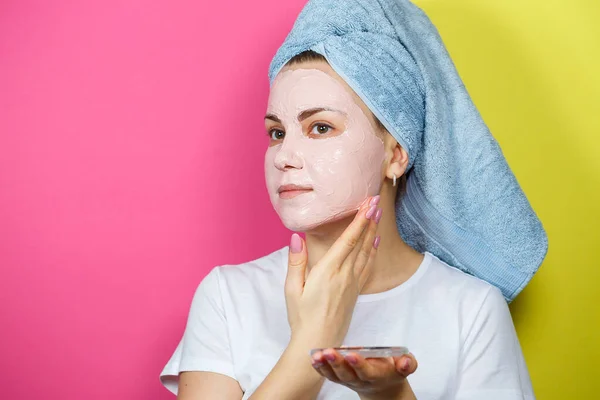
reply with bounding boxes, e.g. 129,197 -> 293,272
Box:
264,107 -> 347,124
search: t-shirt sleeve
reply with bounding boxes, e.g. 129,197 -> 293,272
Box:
455,285 -> 535,400
159,267 -> 237,395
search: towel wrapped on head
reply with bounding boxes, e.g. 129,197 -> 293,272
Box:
268,0 -> 548,302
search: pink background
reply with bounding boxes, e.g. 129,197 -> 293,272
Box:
0,1 -> 302,398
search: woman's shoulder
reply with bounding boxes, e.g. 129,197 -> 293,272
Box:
422,251 -> 507,306
212,245 -> 289,291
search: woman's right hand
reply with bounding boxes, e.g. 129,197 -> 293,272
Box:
284,195 -> 382,349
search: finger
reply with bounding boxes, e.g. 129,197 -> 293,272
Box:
311,357 -> 329,378
351,206 -> 380,278
344,352 -> 394,382
323,349 -> 358,383
310,354 -> 327,376
285,233 -> 307,302
342,206 -> 378,275
394,353 -> 418,377
358,239 -> 379,291
341,213 -> 373,275
312,356 -> 341,383
321,195 -> 379,270
347,196 -> 380,267
311,350 -> 324,365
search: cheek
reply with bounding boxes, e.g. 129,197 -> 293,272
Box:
311,144 -> 384,205
262,132 -> 385,231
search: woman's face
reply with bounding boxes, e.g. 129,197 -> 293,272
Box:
264,63 -> 386,232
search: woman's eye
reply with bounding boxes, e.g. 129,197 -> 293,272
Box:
268,129 -> 285,140
310,123 -> 333,135
266,124 -> 332,140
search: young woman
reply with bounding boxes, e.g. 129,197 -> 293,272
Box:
160,1 -> 547,399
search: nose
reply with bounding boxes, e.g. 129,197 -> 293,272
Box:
273,135 -> 304,171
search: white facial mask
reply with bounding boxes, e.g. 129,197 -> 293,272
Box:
264,68 -> 386,232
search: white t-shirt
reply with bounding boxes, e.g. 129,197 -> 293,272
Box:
160,246 -> 535,400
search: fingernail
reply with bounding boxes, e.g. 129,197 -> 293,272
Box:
324,353 -> 336,362
374,207 -> 383,224
369,195 -> 380,206
373,235 -> 381,249
402,358 -> 410,370
290,233 -> 303,253
311,360 -> 322,368
345,355 -> 358,365
365,205 -> 377,219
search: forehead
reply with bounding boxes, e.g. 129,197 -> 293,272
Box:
269,62 -> 366,111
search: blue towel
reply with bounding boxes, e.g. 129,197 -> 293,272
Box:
268,0 -> 548,302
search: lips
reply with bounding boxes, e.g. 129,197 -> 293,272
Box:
277,184 -> 313,193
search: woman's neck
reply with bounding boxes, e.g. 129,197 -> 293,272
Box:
303,198 -> 424,295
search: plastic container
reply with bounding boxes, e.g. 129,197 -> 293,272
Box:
309,346 -> 409,358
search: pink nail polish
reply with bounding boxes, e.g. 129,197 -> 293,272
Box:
345,355 -> 358,365
324,353 -> 336,362
366,205 -> 377,219
374,207 -> 383,223
369,195 -> 380,206
373,235 -> 381,249
290,233 -> 303,253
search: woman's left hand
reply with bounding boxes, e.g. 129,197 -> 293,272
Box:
311,349 -> 418,400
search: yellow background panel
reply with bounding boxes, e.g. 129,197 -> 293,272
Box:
414,0 -> 600,398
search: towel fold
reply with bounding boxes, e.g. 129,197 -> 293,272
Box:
268,0 -> 548,302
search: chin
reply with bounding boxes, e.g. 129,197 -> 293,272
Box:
280,219 -> 320,233
279,208 -> 358,233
